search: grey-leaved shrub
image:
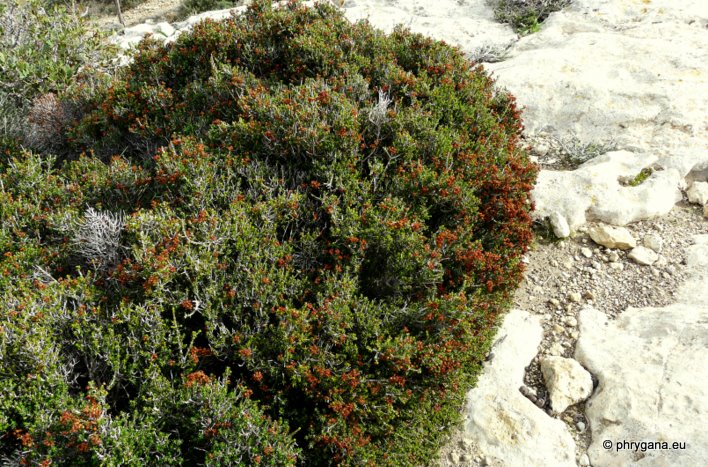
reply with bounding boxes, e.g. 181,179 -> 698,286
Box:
489,0 -> 572,34
71,207 -> 125,272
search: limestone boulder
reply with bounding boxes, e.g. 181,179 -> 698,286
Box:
486,0 -> 707,233
575,235 -> 708,467
532,151 -> 684,233
339,0 -> 516,57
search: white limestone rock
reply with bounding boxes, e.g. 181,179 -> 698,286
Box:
450,309 -> 576,467
485,1 -> 707,160
588,224 -> 636,250
643,233 -> 664,253
549,212 -> 571,238
627,246 -> 659,265
540,357 -> 593,414
575,235 -> 708,467
485,0 -> 707,233
687,181 -> 708,205
155,21 -> 176,38
532,151 -> 684,233
339,0 -> 516,57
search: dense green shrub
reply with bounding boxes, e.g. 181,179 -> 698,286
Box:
0,0 -> 114,154
2,0 -> 537,464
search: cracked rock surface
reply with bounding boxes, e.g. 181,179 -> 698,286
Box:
576,234 -> 708,467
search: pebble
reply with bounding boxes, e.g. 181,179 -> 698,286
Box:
581,247 -> 592,258
579,453 -> 591,466
568,292 -> 582,303
552,324 -> 564,334
564,316 -> 577,327
549,343 -> 563,356
549,298 -> 560,307
643,233 -> 663,252
576,421 -> 586,432
628,246 -> 659,265
607,251 -> 620,262
609,262 -> 624,271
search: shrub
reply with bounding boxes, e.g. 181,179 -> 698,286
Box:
70,207 -> 126,273
3,0 -> 537,464
489,0 -> 571,34
0,0 -> 114,154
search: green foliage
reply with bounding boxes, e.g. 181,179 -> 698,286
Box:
0,0 -> 114,154
2,0 -> 537,464
489,0 -> 571,35
628,167 -> 653,187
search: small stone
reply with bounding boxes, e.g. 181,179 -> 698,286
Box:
609,262 -> 624,271
607,251 -> 620,262
588,224 -> 636,250
549,212 -> 571,238
704,204 -> 708,218
581,247 -> 592,258
643,233 -> 663,253
628,246 -> 659,265
549,343 -> 563,356
687,181 -> 708,205
540,356 -> 594,414
579,453 -> 591,465
568,292 -> 582,303
535,141 -> 550,156
552,324 -> 564,334
564,316 -> 578,327
563,259 -> 574,269
576,421 -> 586,432
549,298 -> 561,307
582,291 -> 594,300
535,398 -> 546,408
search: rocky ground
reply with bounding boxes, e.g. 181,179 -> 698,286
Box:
94,1 -> 708,465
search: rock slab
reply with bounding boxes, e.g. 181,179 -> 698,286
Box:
575,234 -> 708,467
446,309 -> 576,467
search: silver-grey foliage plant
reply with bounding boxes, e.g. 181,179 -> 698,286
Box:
72,207 -> 125,272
